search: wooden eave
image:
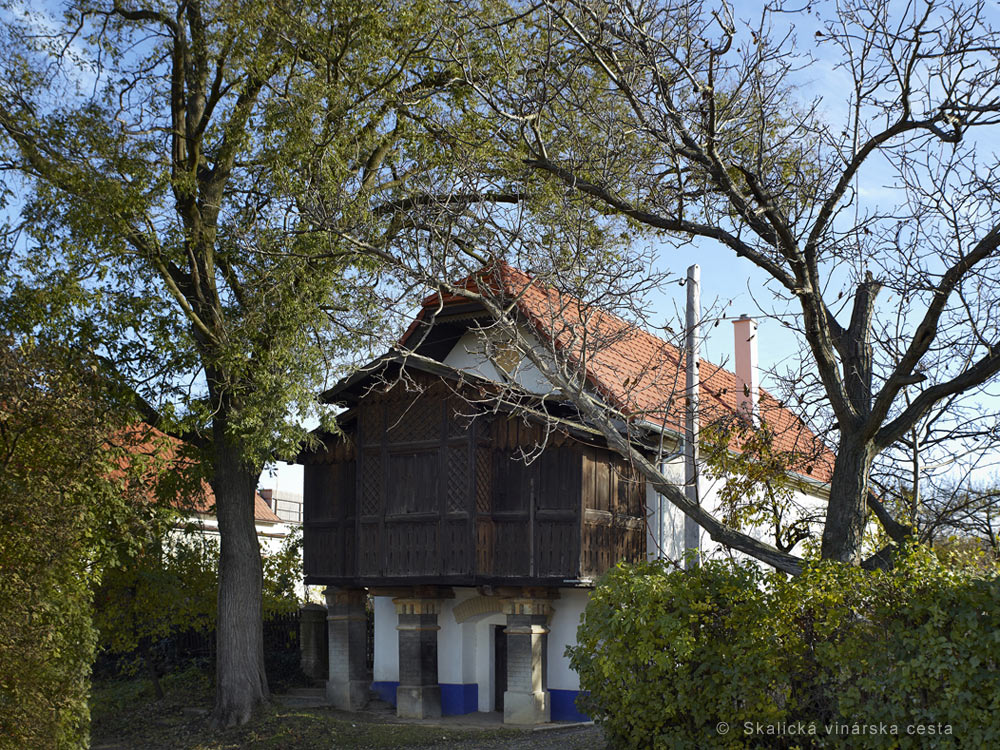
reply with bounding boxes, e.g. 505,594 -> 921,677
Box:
312,354 -> 667,457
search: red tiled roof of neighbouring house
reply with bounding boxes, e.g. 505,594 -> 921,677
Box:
401,263 -> 834,484
115,424 -> 282,523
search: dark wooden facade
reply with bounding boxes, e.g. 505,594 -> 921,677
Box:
301,372 -> 646,587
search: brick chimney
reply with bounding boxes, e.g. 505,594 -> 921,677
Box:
733,314 -> 759,418
259,488 -> 273,508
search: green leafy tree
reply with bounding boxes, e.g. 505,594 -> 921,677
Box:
94,531 -> 217,700
701,415 -> 822,554
0,0 -> 482,725
0,339 -> 151,750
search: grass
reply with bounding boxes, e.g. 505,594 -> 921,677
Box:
90,668 -> 521,750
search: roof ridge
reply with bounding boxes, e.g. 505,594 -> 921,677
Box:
404,263 -> 834,482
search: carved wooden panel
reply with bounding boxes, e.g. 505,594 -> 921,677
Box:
475,519 -> 494,575
358,522 -> 380,576
536,446 -> 581,511
360,402 -> 383,446
493,519 -> 531,576
442,519 -> 470,574
447,396 -> 472,437
385,393 -> 440,443
580,509 -> 645,580
493,450 -> 535,513
385,450 -> 438,515
534,520 -> 578,578
342,524 -> 357,578
303,524 -> 341,577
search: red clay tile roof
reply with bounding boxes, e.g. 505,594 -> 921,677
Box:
402,263 -> 834,483
116,424 -> 282,523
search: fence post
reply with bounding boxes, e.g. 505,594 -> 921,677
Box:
300,603 -> 329,682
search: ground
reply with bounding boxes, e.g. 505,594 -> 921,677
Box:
90,669 -> 604,750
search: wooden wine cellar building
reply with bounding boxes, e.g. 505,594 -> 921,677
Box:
301,367 -> 646,589
297,264 -> 833,725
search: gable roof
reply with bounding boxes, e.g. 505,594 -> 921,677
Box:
117,424 -> 282,524
399,263 -> 834,484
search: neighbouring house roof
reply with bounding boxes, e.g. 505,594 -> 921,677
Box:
116,424 -> 282,524
398,263 -> 834,484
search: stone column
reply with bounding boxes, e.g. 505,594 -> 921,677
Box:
300,603 -> 329,682
325,587 -> 369,710
394,597 -> 442,719
503,597 -> 553,725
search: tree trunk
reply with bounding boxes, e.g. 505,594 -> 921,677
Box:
210,414 -> 268,728
820,433 -> 874,564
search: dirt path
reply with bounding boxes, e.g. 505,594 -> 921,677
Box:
424,724 -> 603,750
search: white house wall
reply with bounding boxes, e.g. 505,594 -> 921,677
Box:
442,328 -> 555,395
372,595 -> 398,699
370,587 -> 590,720
168,516 -> 294,557
645,459 -> 689,563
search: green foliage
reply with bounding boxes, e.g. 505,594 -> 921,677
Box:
570,549 -> 1000,749
94,533 -> 219,659
700,415 -> 816,553
0,340 -> 151,750
569,559 -> 791,750
0,0 -> 499,465
262,528 -> 306,618
94,526 -> 305,665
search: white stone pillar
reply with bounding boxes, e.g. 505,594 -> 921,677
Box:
502,597 -> 553,725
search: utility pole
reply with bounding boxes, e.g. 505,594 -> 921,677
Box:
684,265 -> 702,567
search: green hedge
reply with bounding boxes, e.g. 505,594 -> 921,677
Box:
568,549 -> 1000,749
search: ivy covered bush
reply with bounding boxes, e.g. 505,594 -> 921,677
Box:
0,342 -> 152,750
568,550 -> 1000,749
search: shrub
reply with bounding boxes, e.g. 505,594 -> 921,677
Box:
93,526 -> 306,692
0,342 -> 150,750
569,549 -> 1000,749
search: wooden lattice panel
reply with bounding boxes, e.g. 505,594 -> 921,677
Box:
446,445 -> 467,514
385,393 -> 440,443
361,453 -> 381,517
360,402 -> 383,446
446,396 -> 472,437
475,446 -> 492,513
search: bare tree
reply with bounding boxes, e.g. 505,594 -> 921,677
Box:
421,0 -> 1000,567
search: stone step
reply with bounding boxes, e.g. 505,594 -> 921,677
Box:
284,687 -> 325,698
273,693 -> 328,708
